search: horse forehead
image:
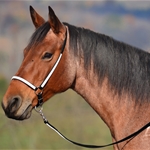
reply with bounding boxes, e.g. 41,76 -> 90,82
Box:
44,29 -> 58,42
31,35 -> 57,52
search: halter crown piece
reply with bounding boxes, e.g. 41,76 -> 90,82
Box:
11,29 -> 67,107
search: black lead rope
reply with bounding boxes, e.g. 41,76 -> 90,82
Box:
35,106 -> 150,149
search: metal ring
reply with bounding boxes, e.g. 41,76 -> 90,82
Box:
35,87 -> 43,96
34,105 -> 43,113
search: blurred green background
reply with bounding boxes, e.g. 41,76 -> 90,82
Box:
0,76 -> 112,150
0,1 -> 150,150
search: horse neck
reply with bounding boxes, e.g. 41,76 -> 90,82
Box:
71,57 -> 150,149
72,58 -> 118,128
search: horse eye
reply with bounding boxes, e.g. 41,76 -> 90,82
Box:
42,52 -> 53,60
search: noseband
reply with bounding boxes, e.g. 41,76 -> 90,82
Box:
11,29 -> 67,107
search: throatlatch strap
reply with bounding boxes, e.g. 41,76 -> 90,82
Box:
43,119 -> 150,148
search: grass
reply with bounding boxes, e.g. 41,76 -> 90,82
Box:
0,77 -> 113,150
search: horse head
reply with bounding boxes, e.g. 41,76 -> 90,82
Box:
2,6 -> 75,120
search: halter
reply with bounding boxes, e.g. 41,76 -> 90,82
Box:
11,29 -> 67,107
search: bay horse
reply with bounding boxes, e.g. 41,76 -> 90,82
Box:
2,6 -> 150,150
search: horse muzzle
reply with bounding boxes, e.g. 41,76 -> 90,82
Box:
2,95 -> 33,120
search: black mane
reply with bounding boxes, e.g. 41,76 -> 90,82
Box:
64,23 -> 150,102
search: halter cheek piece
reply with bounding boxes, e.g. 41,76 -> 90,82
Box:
11,29 -> 67,107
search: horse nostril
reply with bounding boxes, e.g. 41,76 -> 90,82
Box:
9,96 -> 22,114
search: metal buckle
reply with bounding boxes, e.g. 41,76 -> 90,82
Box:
34,105 -> 43,113
35,87 -> 43,107
34,105 -> 47,122
35,87 -> 43,96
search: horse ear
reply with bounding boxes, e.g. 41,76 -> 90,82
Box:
29,6 -> 45,28
48,6 -> 65,34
